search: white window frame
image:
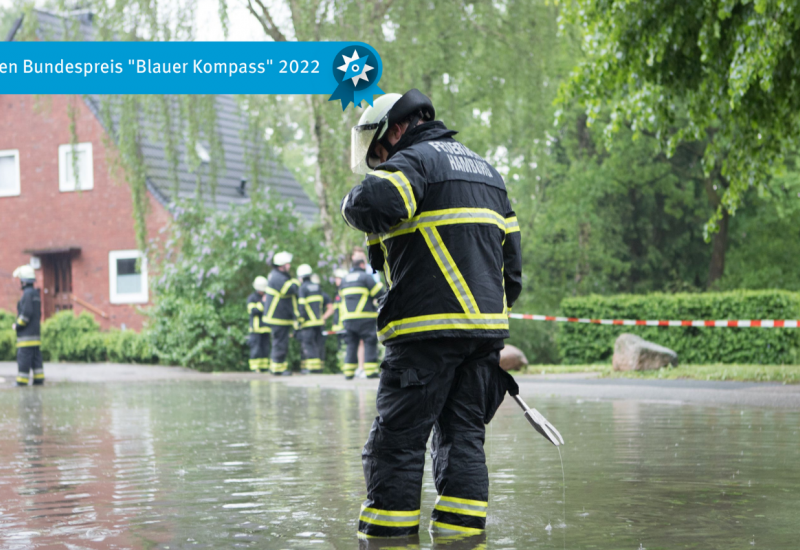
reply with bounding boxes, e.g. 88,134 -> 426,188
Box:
0,149 -> 21,197
58,142 -> 94,192
109,250 -> 149,305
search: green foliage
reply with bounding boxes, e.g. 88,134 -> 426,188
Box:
148,199 -> 330,371
558,0 -> 800,228
0,310 -> 159,363
558,291 -> 800,365
0,330 -> 15,361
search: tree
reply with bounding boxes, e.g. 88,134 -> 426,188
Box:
557,0 -> 800,284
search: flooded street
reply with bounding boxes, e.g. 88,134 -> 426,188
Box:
0,380 -> 798,549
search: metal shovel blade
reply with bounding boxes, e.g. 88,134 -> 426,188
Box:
513,395 -> 565,446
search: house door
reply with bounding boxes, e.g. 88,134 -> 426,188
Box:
42,253 -> 73,319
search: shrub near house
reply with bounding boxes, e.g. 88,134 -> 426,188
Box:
1,310 -> 157,363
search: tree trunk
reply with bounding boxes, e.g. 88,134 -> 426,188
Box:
305,95 -> 335,246
707,207 -> 728,288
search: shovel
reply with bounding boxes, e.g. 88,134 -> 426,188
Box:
512,394 -> 565,447
497,367 -> 565,446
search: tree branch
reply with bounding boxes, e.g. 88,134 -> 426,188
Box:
246,0 -> 288,41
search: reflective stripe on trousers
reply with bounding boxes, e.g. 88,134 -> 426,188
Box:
358,504 -> 420,537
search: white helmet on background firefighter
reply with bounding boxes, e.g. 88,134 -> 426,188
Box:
296,264 -> 313,279
13,265 -> 35,284
272,251 -> 293,267
253,276 -> 268,292
350,89 -> 435,174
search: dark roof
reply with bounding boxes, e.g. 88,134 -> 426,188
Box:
8,10 -> 319,221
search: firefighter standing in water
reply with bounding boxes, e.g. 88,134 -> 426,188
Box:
12,265 -> 43,386
341,89 -> 522,539
247,276 -> 271,373
263,251 -> 300,376
296,264 -> 333,374
338,251 -> 385,380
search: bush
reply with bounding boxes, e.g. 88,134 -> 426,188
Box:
0,309 -> 158,364
0,329 -> 15,361
148,198 -> 333,371
558,291 -> 800,365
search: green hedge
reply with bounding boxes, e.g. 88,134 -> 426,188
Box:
558,291 -> 800,365
1,309 -> 157,364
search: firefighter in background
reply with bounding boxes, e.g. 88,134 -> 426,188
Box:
11,265 -> 43,386
339,251 -> 385,380
296,264 -> 333,374
330,268 -> 347,337
263,251 -> 300,376
247,276 -> 271,373
341,89 -> 522,538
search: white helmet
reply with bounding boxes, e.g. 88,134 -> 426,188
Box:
296,264 -> 313,278
13,265 -> 35,281
272,251 -> 293,266
333,268 -> 348,279
253,276 -> 268,292
350,89 -> 435,174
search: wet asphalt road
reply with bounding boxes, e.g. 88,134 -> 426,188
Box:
1,361 -> 798,409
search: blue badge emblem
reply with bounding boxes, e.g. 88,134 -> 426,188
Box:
329,45 -> 383,111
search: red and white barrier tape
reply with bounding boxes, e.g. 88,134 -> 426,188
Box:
508,313 -> 800,328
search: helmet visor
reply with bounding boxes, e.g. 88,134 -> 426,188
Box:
351,123 -> 380,175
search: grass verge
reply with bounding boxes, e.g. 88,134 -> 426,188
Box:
524,364 -> 800,383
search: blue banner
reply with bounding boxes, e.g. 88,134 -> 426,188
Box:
0,41 -> 384,109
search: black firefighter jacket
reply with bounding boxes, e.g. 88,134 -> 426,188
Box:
298,280 -> 331,329
338,267 -> 386,328
247,291 -> 270,334
341,121 -> 522,345
15,285 -> 42,347
263,268 -> 300,326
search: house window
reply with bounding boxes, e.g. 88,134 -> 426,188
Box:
58,142 -> 94,192
109,250 -> 148,304
0,149 -> 21,197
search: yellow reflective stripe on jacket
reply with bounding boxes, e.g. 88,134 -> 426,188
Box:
247,302 -> 264,312
369,281 -> 384,297
16,316 -> 27,326
377,313 -> 508,342
339,287 -> 375,320
369,170 -> 417,220
420,226 -> 479,315
505,216 -> 519,233
16,340 -> 41,347
359,506 -> 420,528
280,278 -> 300,295
250,316 -> 271,333
379,239 -> 393,288
368,207 -> 510,246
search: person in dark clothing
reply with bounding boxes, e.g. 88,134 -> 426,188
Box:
296,264 -> 333,374
247,276 -> 271,373
339,251 -> 385,380
12,265 -> 43,386
341,89 -> 522,539
263,251 -> 300,376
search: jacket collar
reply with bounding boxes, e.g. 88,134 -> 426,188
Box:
387,121 -> 457,160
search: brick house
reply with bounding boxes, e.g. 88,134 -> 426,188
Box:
0,11 -> 317,330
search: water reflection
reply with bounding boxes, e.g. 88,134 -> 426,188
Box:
0,381 -> 798,549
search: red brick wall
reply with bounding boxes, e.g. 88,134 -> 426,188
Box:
0,95 -> 171,331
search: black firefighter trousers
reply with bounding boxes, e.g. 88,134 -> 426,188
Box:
344,318 -> 379,378
359,337 -> 513,539
17,346 -> 44,386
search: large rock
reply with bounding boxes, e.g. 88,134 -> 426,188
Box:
500,344 -> 528,371
612,333 -> 678,372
